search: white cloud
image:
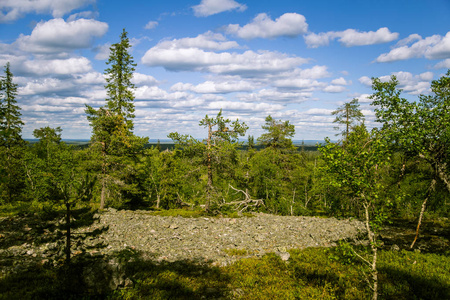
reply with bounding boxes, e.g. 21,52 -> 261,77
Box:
151,32 -> 239,51
376,32 -> 450,62
94,43 -> 111,60
305,27 -> 398,48
19,78 -> 75,95
16,18 -> 108,54
323,85 -> 347,93
359,76 -> 373,86
331,77 -> 351,85
74,72 -> 104,85
142,43 -> 308,75
22,57 -> 92,75
144,21 -> 158,30
355,93 -> 372,103
425,32 -> 450,59
67,10 -> 98,22
225,13 -> 308,39
192,0 -> 246,17
132,73 -> 159,86
0,0 -> 94,22
236,89 -> 312,103
274,78 -> 326,90
207,100 -> 284,112
171,80 -> 254,94
434,58 -> 450,69
370,71 -> 434,95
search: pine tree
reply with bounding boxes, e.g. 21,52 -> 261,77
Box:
257,115 -> 295,150
0,62 -> 24,147
332,98 -> 364,146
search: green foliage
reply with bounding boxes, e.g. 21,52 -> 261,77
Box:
105,29 -> 137,131
84,29 -> 147,209
0,62 -> 24,148
257,115 -> 295,149
332,98 -> 364,144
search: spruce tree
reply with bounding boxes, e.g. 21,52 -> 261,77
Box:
0,62 -> 24,147
105,28 -> 137,131
85,29 -> 147,209
0,62 -> 25,203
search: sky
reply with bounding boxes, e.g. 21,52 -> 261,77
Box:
1,0 -> 449,141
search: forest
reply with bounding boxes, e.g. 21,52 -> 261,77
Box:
0,30 -> 449,299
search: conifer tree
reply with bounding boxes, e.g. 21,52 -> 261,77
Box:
0,62 -> 24,147
257,115 -> 295,150
85,29 -> 147,209
0,63 -> 25,203
105,28 -> 137,131
332,98 -> 364,146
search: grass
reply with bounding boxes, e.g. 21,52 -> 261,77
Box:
142,208 -> 254,218
1,247 -> 449,299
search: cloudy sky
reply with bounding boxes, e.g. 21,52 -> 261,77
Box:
1,0 -> 449,140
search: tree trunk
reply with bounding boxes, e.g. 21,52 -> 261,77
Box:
364,202 -> 378,300
100,179 -> 106,210
156,193 -> 161,209
411,179 -> 436,249
65,202 -> 71,264
100,143 -> 107,210
206,124 -> 213,211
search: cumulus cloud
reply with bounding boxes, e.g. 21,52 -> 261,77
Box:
274,78 -> 326,90
132,73 -> 159,86
435,58 -> 450,69
376,32 -> 450,62
142,39 -> 308,75
207,100 -> 284,112
236,89 -> 312,103
171,80 -> 254,94
67,10 -> 99,22
358,76 -> 373,86
225,13 -> 308,39
16,18 -> 108,54
331,77 -> 351,85
22,57 -> 92,75
323,85 -> 347,93
153,32 -> 239,51
192,0 -> 246,17
305,27 -> 399,48
0,0 -> 95,23
359,71 -> 434,95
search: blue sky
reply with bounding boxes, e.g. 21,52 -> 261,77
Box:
1,0 -> 449,140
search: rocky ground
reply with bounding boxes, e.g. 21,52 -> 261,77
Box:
0,208 -> 366,271
77,208 -> 366,265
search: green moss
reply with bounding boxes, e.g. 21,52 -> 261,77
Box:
223,248 -> 250,256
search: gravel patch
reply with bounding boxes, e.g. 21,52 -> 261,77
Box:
79,209 -> 366,265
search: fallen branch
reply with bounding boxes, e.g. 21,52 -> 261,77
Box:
221,185 -> 265,213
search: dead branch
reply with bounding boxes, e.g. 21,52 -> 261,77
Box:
221,185 -> 265,213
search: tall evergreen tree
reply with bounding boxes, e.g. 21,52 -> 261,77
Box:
0,62 -> 25,203
0,62 -> 24,147
105,28 -> 137,131
85,29 -> 147,209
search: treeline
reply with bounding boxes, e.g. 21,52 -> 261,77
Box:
0,30 -> 449,222
2,29 -> 450,299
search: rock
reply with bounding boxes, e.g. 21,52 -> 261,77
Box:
390,244 -> 400,251
278,252 -> 290,261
